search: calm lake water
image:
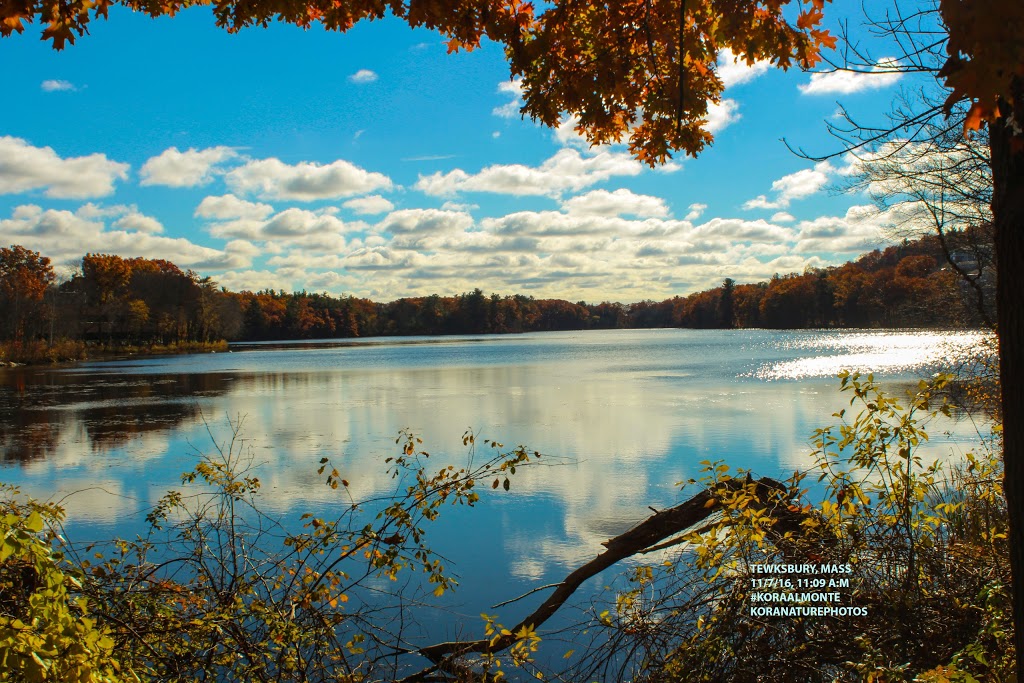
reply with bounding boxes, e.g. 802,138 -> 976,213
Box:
0,328 -> 995,654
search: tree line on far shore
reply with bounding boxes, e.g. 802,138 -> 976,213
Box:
0,230 -> 992,355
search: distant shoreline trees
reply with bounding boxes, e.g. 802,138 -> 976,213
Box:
0,233 -> 990,361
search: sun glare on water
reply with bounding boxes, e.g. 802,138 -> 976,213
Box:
748,330 -> 993,381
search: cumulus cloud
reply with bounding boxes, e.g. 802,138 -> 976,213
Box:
414,149 -> 644,198
493,79 -> 523,118
771,211 -> 796,223
226,157 -> 393,201
705,99 -> 743,134
377,209 -> 474,250
215,269 -> 294,293
198,204 -> 363,252
266,253 -> 352,271
113,212 -> 164,234
184,184 -> 876,302
440,201 -> 478,212
76,203 -> 132,219
743,161 -> 835,209
191,195 -> 890,303
41,80 -> 76,92
482,210 -> 682,240
799,59 -> 902,95
716,48 -> 771,88
206,209 -> 354,250
690,217 -> 791,243
0,136 -> 129,199
553,116 -> 591,150
140,146 -> 239,187
685,203 -> 707,221
224,239 -> 261,258
349,69 -> 378,84
561,189 -> 669,218
260,208 -> 349,238
837,140 -> 991,235
793,204 -> 888,253
0,204 -> 248,270
343,195 -> 395,215
195,194 -> 274,220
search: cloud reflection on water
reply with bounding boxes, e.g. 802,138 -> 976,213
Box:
0,329 -> 994,589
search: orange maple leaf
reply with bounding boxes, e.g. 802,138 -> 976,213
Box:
963,101 -> 993,135
796,8 -> 824,31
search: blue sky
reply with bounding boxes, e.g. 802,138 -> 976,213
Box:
0,6 -> 929,302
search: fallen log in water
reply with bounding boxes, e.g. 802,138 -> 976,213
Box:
399,475 -> 808,682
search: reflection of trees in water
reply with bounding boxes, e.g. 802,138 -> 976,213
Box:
0,370 -> 235,464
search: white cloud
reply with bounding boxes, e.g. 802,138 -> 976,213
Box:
440,201 -> 478,212
174,195 -> 894,302
838,139 -> 991,234
224,239 -> 261,258
493,79 -> 523,118
69,203 -> 163,235
793,204 -> 888,253
0,136 -> 129,199
41,80 -> 76,92
561,189 -> 669,218
0,204 -> 248,270
691,217 -> 791,243
705,99 -> 741,134
716,49 -> 770,88
260,208 -> 350,238
743,195 -> 774,210
226,157 -> 393,201
266,253 -> 351,270
799,58 -> 902,95
553,116 -> 591,150
377,208 -> 473,236
744,161 -> 835,209
481,210 -> 681,240
112,212 -> 164,234
414,148 -> 644,198
771,212 -> 796,223
685,203 -> 707,221
200,205 -> 362,250
76,203 -> 133,219
343,195 -> 395,215
215,269 -> 294,293
195,194 -> 275,220
140,146 -> 238,187
349,69 -> 378,84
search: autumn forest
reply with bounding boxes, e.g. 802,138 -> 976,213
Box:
0,229 -> 992,363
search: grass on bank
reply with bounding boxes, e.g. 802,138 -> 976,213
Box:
0,339 -> 228,365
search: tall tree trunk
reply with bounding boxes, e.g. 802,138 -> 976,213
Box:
990,80 -> 1024,678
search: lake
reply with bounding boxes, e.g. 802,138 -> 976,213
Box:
0,328 -> 995,662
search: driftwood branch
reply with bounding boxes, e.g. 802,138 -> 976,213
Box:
399,476 -> 801,682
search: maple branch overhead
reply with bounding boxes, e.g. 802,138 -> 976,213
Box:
3,0 -> 838,164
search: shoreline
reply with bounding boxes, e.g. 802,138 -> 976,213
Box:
0,325 -> 991,369
0,339 -> 229,368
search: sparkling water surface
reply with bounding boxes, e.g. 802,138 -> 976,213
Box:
0,328 -> 995,650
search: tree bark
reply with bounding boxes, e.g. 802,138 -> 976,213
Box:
989,78 -> 1024,679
